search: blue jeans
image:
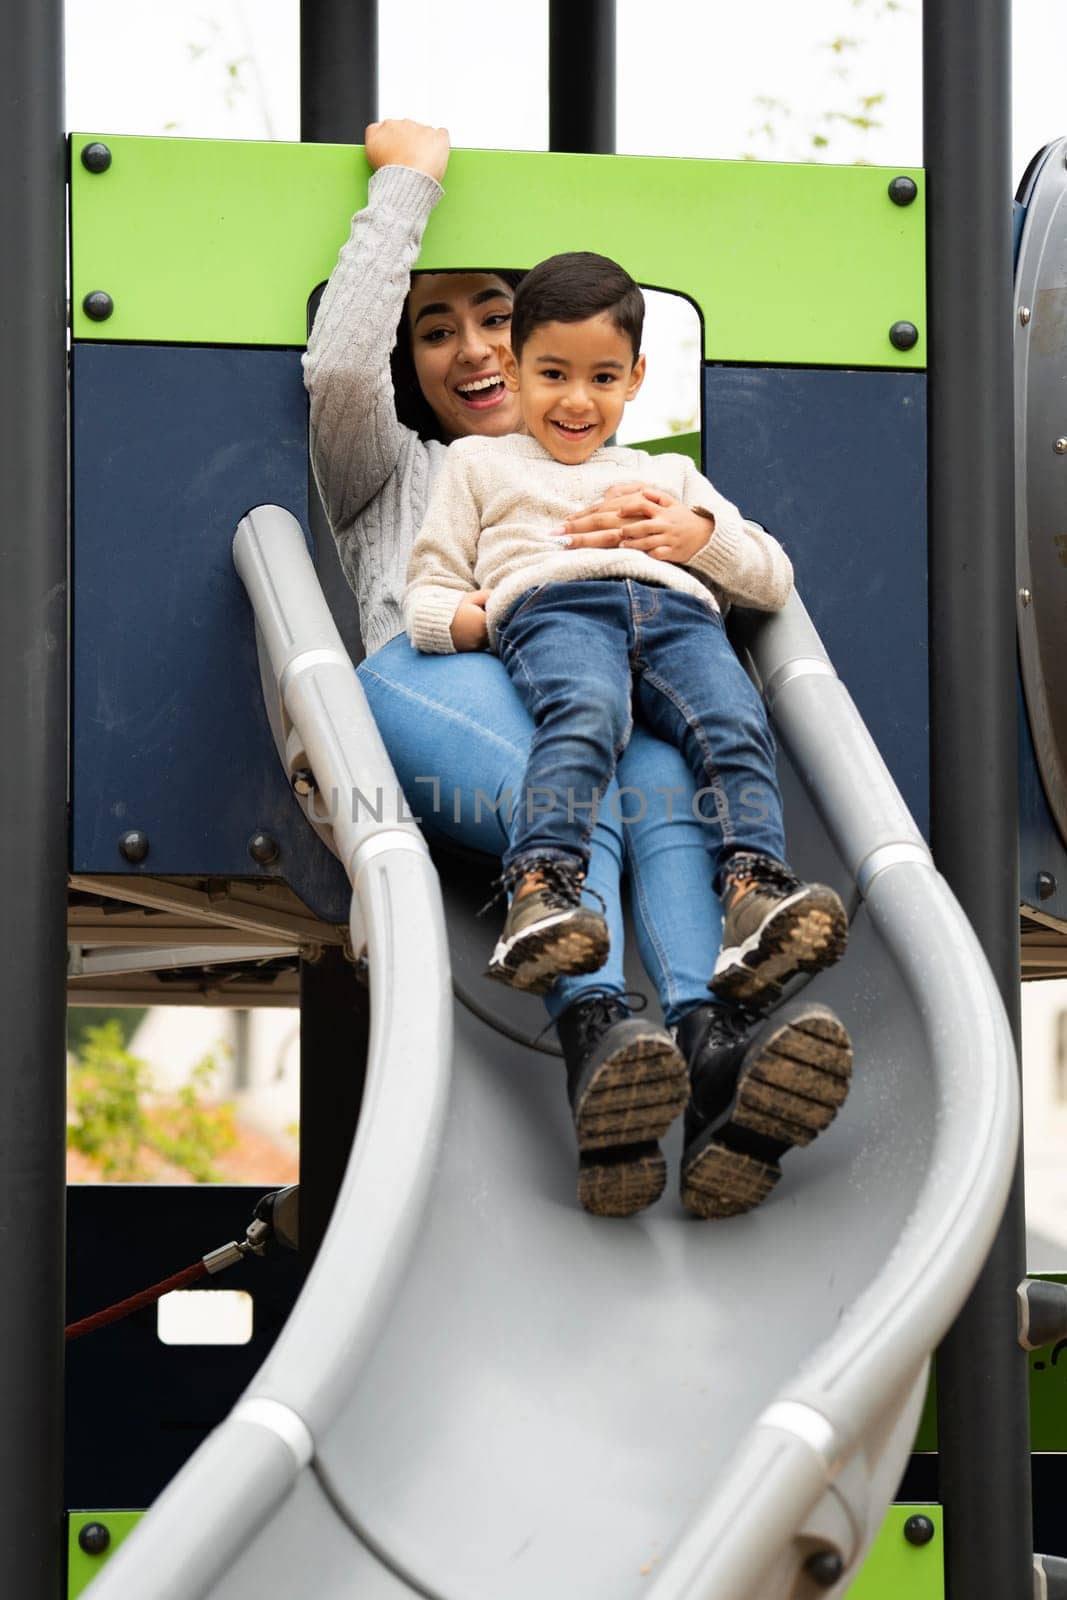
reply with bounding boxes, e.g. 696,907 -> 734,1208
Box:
357,634 -> 725,1026
496,581 -> 786,883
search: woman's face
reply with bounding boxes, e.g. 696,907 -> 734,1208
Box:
407,272 -> 522,442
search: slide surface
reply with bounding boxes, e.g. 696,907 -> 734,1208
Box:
86,508 -> 1018,1600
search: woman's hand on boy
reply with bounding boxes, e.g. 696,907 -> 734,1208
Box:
450,590 -> 490,651
559,484 -> 712,565
365,119 -> 450,184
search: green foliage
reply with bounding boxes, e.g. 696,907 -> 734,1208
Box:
740,0 -> 908,165
67,1005 -> 146,1056
67,1020 -> 236,1183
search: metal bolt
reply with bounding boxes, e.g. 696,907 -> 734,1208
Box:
805,1550 -> 844,1587
248,831 -> 280,866
888,175 -> 918,206
889,321 -> 919,352
80,142 -> 112,173
291,767 -> 317,797
82,291 -> 114,322
78,1522 -> 111,1555
1019,306 -> 1031,326
903,1514 -> 935,1547
1038,871 -> 1057,902
118,830 -> 149,864
1019,587 -> 1032,607
1055,439 -> 1067,455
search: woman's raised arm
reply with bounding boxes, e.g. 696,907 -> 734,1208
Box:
302,121 -> 450,536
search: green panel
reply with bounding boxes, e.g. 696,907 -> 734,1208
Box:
627,430 -> 701,465
851,1505 -> 943,1598
911,1275 -> 1067,1453
68,1511 -> 143,1598
70,135 -> 924,368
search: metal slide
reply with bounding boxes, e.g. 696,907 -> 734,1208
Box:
86,506 -> 1019,1600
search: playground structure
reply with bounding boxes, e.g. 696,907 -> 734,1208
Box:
5,1 -> 1067,1596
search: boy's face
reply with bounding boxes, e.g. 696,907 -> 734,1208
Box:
500,313 -> 646,464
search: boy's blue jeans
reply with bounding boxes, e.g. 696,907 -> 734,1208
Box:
496,580 -> 786,885
357,633 -> 726,1027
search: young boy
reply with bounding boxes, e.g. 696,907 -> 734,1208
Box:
405,252 -> 851,1216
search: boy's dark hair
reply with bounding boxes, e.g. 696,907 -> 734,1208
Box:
510,252 -> 644,364
390,269 -> 525,443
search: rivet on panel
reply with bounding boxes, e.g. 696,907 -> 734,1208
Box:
78,1522 -> 111,1555
80,142 -> 112,173
1054,439 -> 1067,455
889,321 -> 919,351
248,831 -> 281,866
1019,588 -> 1032,607
887,175 -> 918,206
118,830 -> 149,864
1019,306 -> 1031,326
83,291 -> 114,322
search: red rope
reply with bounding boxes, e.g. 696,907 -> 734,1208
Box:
66,1260 -> 209,1342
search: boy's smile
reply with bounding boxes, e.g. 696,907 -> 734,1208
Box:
501,313 -> 646,464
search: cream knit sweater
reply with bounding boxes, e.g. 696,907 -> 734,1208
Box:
405,433 -> 794,653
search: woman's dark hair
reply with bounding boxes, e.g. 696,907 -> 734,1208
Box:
510,252 -> 644,364
390,269 -> 525,442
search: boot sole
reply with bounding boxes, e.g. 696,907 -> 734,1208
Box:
709,887 -> 848,1006
680,1005 -> 852,1220
485,909 -> 609,995
574,1027 -> 688,1218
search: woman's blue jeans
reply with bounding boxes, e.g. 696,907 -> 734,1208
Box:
358,635 -> 725,1027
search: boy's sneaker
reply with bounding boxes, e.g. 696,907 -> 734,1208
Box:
677,1000 -> 852,1219
558,992 -> 689,1217
486,859 -> 609,995
709,851 -> 849,1006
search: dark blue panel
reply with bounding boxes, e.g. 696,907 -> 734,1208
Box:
72,344 -> 349,921
65,1184 -> 305,1507
703,367 -> 929,835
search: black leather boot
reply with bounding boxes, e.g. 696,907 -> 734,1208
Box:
556,991 -> 687,1218
677,1000 -> 853,1220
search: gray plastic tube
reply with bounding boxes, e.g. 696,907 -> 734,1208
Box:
646,598 -> 1019,1597
83,507 -> 453,1600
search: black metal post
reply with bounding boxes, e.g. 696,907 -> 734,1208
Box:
0,1 -> 67,1595
549,0 -> 615,154
299,0 -> 378,1259
300,0 -> 377,144
298,950 -> 370,1263
925,4 -> 1032,1596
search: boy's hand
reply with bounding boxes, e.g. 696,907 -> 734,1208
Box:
558,484 -> 712,565
365,119 -> 450,184
450,590 -> 490,651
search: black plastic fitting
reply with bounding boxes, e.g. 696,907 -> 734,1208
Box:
888,175 -> 918,206
82,291 -> 113,322
904,1514 -> 936,1546
1038,870 -> 1057,901
118,829 -> 149,864
248,831 -> 280,865
805,1550 -> 844,1586
78,1522 -> 111,1555
889,320 -> 920,351
80,142 -> 112,173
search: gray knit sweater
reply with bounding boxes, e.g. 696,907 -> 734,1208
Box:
406,433 -> 793,652
302,164 -> 448,658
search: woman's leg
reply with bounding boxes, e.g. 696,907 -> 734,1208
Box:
615,723 -> 723,1029
357,635 -> 626,1020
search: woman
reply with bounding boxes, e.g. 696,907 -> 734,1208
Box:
303,120 -> 850,1221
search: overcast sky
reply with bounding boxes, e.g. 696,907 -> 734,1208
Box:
63,0 -> 1067,177
62,1 -> 1067,440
